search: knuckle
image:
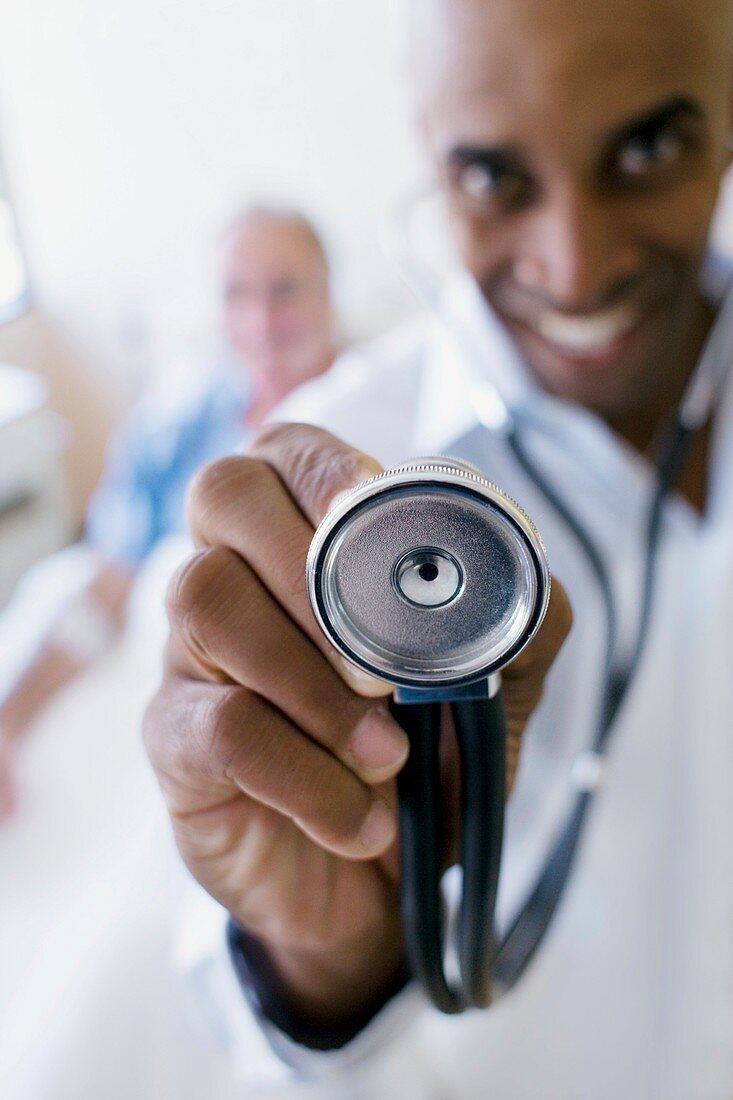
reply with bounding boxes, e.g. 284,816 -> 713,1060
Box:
259,423 -> 372,509
141,687 -> 167,766
269,522 -> 310,608
186,455 -> 244,529
302,766 -> 368,842
200,686 -> 258,773
291,437 -> 359,514
142,675 -> 203,776
249,420 -> 304,455
164,557 -> 195,628
142,676 -> 263,789
166,546 -> 244,641
186,455 -> 276,540
250,422 -> 381,524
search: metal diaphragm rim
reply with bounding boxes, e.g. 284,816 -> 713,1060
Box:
308,472 -> 550,688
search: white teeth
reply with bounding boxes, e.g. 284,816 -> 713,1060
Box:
536,302 -> 641,355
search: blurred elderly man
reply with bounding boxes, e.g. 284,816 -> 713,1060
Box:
0,205 -> 339,817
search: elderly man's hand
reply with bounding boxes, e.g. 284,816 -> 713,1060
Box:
144,424 -> 572,1026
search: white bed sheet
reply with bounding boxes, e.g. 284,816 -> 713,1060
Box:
0,537 -> 258,1100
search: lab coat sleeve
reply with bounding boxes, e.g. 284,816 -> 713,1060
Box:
173,884 -> 428,1090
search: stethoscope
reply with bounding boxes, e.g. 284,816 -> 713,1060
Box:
307,189 -> 733,1014
308,457 -> 550,1012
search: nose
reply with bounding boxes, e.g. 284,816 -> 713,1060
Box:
513,186 -> 642,309
246,295 -> 279,344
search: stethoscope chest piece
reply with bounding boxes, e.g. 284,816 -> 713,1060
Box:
307,458 -> 550,693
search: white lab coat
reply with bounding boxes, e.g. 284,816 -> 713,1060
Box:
177,272 -> 733,1100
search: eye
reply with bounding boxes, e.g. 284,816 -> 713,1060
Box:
616,128 -> 685,177
455,161 -> 499,201
448,153 -> 533,214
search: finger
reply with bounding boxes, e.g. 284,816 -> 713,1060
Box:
250,421 -> 383,527
185,435 -> 388,697
144,676 -> 398,860
166,546 -> 409,783
502,578 -> 573,722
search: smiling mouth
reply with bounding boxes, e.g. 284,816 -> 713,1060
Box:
531,301 -> 645,358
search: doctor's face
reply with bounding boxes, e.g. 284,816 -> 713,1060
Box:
418,0 -> 733,423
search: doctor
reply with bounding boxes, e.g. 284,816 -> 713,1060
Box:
145,0 -> 733,1096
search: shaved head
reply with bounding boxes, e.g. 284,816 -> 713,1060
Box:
407,0 -> 733,60
401,0 -> 733,439
407,0 -> 733,111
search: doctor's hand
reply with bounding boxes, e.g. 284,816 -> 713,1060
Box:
143,423 -> 572,1029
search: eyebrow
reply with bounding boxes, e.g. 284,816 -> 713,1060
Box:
606,95 -> 705,148
445,95 -> 705,171
446,143 -> 527,172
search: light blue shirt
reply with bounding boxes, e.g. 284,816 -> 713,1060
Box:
86,372 -> 249,568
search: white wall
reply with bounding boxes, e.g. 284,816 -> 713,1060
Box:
0,0 -> 425,394
3,0 -> 733,401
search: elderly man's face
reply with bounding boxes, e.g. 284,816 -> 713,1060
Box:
222,218 -> 333,401
418,0 -> 733,421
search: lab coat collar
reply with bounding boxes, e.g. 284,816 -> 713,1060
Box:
413,263 -> 733,513
411,272 -> 650,495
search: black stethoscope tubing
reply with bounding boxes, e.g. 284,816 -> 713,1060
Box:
393,692 -> 507,1012
495,416 -> 692,987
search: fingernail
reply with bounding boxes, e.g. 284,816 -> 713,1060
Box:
351,452 -> 382,485
327,458 -> 381,512
359,800 -> 396,852
338,656 -> 391,698
349,710 -> 409,776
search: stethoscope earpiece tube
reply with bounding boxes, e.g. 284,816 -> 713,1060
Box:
454,693 -> 506,1008
391,688 -> 506,1012
391,697 -> 464,1014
